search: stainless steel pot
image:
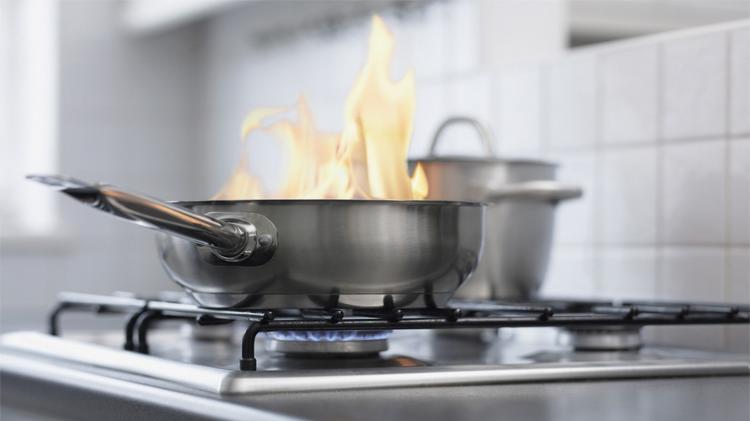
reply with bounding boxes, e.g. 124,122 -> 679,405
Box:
409,117 -> 582,301
29,175 -> 484,310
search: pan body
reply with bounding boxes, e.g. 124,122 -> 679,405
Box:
157,200 -> 484,309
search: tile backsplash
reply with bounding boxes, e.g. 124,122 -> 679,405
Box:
431,19 -> 750,352
536,21 -> 750,352
600,44 -> 660,145
198,3 -> 749,352
662,32 -> 728,140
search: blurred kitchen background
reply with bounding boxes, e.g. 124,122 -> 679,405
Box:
1,0 -> 748,352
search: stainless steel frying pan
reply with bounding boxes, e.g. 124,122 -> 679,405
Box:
29,175 -> 484,310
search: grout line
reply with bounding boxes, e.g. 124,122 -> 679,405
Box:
592,51 -> 603,296
723,31 -> 733,348
539,65 -> 551,160
488,74 -> 500,155
547,133 -> 739,155
605,135 -> 724,148
537,67 -> 547,159
660,134 -> 732,145
655,40 -> 665,300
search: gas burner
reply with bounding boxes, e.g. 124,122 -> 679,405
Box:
265,330 -> 390,356
260,354 -> 426,370
565,326 -> 642,351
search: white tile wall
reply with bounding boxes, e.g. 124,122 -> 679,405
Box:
601,147 -> 658,244
391,2 -> 448,81
549,151 -> 598,245
599,247 -> 657,300
726,248 -> 750,352
730,28 -> 750,136
437,72 -> 494,156
661,139 -> 726,245
653,247 -> 726,350
544,55 -> 598,150
601,45 -> 659,144
541,247 -> 598,299
495,67 -> 543,157
541,21 -> 749,351
727,248 -> 750,304
662,32 -> 727,140
410,81 -> 446,158
728,138 -> 750,245
442,0 -> 481,76
658,247 -> 726,303
443,73 -> 493,124
477,0 -> 566,69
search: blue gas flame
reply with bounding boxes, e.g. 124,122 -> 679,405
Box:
267,330 -> 391,342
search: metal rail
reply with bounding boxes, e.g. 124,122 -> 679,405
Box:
48,292 -> 750,371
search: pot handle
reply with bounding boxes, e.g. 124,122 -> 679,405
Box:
428,116 -> 495,157
486,180 -> 583,203
27,174 -> 274,263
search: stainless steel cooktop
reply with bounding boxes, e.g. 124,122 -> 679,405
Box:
2,292 -> 749,421
2,325 -> 747,395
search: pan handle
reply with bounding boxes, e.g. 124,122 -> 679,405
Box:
27,175 -> 272,263
486,181 -> 583,203
428,116 -> 495,157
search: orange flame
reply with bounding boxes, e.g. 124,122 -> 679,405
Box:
213,15 -> 427,201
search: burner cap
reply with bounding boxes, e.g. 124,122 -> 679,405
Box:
566,326 -> 642,351
266,330 -> 390,356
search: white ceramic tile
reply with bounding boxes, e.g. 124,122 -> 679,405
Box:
410,81 -> 446,158
658,247 -> 726,302
409,83 -> 445,158
601,147 -> 658,244
601,45 -> 659,144
662,140 -> 726,245
477,0 -> 567,69
549,151 -> 597,245
443,73 -> 492,122
730,28 -> 750,135
652,247 -> 726,350
726,248 -> 750,352
442,0 -> 481,75
541,246 -> 598,299
388,14 -> 418,80
435,73 -> 493,157
728,247 -> 750,304
729,138 -> 750,245
496,67 -> 542,157
544,55 -> 598,150
401,1 -> 448,80
598,248 -> 657,300
662,32 -> 727,140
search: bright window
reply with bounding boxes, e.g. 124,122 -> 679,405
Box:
0,0 -> 58,238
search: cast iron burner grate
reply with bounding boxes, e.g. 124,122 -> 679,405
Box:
48,292 -> 750,371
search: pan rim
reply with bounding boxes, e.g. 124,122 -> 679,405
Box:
171,199 -> 484,207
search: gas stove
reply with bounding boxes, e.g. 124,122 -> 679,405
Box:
1,292 -> 748,420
